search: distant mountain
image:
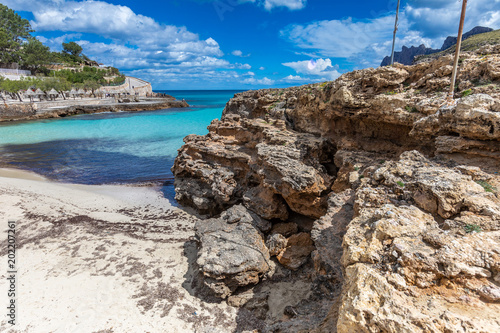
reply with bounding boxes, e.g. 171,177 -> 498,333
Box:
380,44 -> 439,67
381,26 -> 493,66
440,26 -> 493,51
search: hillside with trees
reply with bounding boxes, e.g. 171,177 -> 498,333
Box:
0,4 -> 125,100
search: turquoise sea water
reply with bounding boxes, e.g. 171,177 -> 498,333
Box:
0,90 -> 242,201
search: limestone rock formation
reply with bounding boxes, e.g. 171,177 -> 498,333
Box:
337,151 -> 500,332
174,44 -> 500,331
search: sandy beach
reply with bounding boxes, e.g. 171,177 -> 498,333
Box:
0,169 -> 238,333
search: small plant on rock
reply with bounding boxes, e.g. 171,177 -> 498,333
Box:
405,105 -> 418,113
464,224 -> 482,234
462,89 -> 473,97
396,181 -> 405,188
475,180 -> 497,193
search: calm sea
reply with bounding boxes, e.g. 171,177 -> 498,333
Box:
0,90 -> 243,202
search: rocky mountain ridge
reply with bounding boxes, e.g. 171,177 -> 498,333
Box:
381,26 -> 493,66
173,44 -> 500,332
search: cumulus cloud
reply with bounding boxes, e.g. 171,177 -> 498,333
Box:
282,58 -> 341,80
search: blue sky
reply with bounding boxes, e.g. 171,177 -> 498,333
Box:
4,0 -> 500,89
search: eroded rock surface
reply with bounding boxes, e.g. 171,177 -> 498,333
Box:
175,45 -> 500,331
195,205 -> 271,298
336,152 -> 500,333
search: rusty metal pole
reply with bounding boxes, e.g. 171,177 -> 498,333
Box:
390,0 -> 401,66
448,0 -> 468,102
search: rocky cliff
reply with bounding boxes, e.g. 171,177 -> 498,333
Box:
173,44 -> 500,332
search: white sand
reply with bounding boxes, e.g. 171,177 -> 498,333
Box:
0,170 -> 238,333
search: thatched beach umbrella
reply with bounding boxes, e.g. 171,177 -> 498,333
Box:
69,89 -> 78,100
77,89 -> 85,99
34,88 -> 45,101
48,88 -> 59,101
24,89 -> 35,102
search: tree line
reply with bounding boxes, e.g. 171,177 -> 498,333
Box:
0,4 -> 124,83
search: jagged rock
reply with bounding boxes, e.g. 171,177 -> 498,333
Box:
381,44 -> 440,66
277,233 -> 315,270
266,233 -> 288,256
195,205 -> 271,298
174,44 -> 500,330
243,187 -> 289,221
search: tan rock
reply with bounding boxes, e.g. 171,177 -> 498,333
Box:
277,233 -> 315,270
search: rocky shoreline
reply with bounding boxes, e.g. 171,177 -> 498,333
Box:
0,97 -> 189,122
172,44 -> 500,331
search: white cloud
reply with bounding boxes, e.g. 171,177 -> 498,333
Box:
281,74 -> 326,84
281,16 -> 397,59
282,58 -> 341,80
259,66 -> 265,70
263,0 -> 307,11
242,77 -> 275,85
199,0 -> 306,12
232,49 -> 250,57
283,75 -> 302,81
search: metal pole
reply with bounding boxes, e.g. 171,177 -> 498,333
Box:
390,0 -> 401,66
448,0 -> 468,102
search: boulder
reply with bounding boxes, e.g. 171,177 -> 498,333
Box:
195,205 -> 271,298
